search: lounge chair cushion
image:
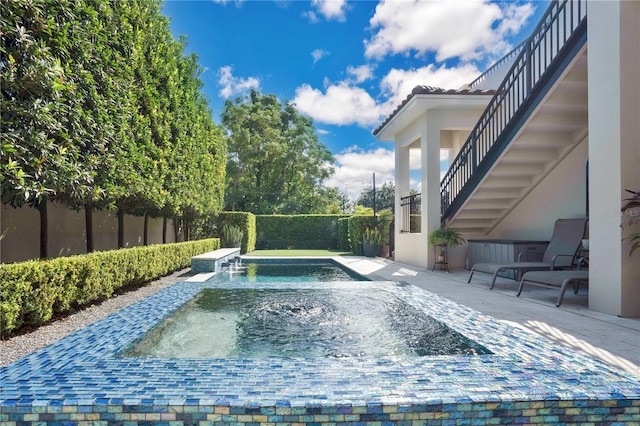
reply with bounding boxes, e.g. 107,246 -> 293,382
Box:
470,262 -> 551,275
519,270 -> 589,286
518,270 -> 589,306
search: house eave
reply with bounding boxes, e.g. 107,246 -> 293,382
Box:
374,91 -> 495,142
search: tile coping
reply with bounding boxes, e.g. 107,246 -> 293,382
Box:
1,259 -> 639,408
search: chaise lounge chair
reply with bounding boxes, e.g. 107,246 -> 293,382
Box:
516,268 -> 588,306
467,218 -> 588,289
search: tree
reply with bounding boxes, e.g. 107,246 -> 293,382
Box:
1,0 -> 94,258
337,191 -> 354,214
356,182 -> 396,212
160,42 -> 226,241
222,90 -> 335,214
1,0 -> 226,256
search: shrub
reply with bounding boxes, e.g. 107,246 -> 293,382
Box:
337,217 -> 350,250
0,239 -> 218,337
255,215 -> 349,249
221,224 -> 244,246
215,212 -> 256,253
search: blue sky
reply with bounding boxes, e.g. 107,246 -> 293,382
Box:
162,0 -> 548,200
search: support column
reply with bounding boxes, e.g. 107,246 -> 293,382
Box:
422,112 -> 443,268
587,0 -> 640,317
395,144 -> 411,234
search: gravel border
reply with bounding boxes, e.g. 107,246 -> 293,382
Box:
0,268 -> 191,367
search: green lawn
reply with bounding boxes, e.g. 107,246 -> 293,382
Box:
245,249 -> 354,257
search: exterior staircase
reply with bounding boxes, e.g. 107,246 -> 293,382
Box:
441,0 -> 588,235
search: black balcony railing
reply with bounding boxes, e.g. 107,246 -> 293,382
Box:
441,0 -> 587,223
400,193 -> 421,233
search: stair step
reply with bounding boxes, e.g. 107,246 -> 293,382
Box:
483,176 -> 532,189
512,132 -> 574,150
463,198 -> 515,210
446,225 -> 487,236
473,188 -> 522,199
526,111 -> 588,132
544,85 -> 588,111
501,148 -> 558,164
448,218 -> 496,228
491,164 -> 543,177
455,209 -> 505,220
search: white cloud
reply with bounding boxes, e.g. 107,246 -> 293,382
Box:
325,146 -> 395,200
212,0 -> 244,6
324,146 -> 450,200
311,48 -> 330,65
304,10 -> 320,24
317,128 -> 330,135
311,0 -> 348,22
293,82 -> 383,127
365,0 -> 534,62
498,3 -> 537,38
379,63 -> 481,115
217,66 -> 260,98
347,64 -> 375,84
294,60 -> 481,128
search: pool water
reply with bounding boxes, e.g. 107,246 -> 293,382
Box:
219,261 -> 366,282
124,261 -> 490,358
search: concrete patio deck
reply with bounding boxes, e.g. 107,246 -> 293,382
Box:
335,256 -> 640,377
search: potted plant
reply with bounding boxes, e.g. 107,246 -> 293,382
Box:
429,227 -> 465,249
221,224 -> 244,249
428,227 -> 465,268
362,227 -> 382,257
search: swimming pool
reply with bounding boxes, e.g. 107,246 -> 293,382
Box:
1,257 -> 639,424
124,286 -> 491,359
219,259 -> 367,282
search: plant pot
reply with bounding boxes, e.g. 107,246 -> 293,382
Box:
378,244 -> 390,258
226,243 -> 241,249
362,243 -> 380,257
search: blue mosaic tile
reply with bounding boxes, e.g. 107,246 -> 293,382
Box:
1,261 -> 639,421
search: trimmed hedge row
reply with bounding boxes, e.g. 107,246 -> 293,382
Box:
0,239 -> 218,337
256,215 -> 350,249
337,217 -> 350,251
215,211 -> 256,253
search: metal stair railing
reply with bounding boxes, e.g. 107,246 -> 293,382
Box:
468,39 -> 528,90
441,0 -> 587,223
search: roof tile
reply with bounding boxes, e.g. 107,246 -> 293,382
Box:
373,85 -> 495,136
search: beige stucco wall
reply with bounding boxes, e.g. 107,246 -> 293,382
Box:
1,203 -> 176,264
587,0 -> 640,317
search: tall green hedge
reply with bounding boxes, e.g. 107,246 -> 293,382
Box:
0,239 -> 218,337
215,212 -> 256,253
337,217 -> 350,250
2,0 -> 226,256
256,215 -> 350,249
